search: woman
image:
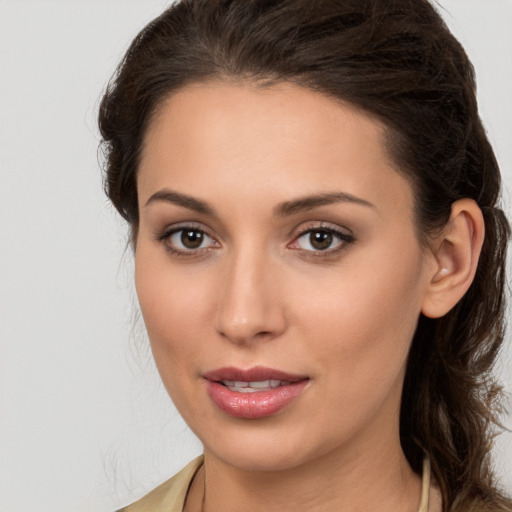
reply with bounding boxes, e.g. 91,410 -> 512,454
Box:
99,0 -> 511,511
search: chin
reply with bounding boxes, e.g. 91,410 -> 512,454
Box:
198,417 -> 348,474
208,442 -> 313,473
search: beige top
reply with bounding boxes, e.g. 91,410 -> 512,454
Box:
117,456 -> 433,512
117,457 -> 204,512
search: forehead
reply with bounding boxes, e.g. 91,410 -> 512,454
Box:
142,81 -> 388,165
138,81 -> 413,219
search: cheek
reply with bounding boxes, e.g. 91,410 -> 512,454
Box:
292,239 -> 426,390
134,247 -> 212,385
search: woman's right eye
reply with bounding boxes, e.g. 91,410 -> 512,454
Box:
160,227 -> 218,254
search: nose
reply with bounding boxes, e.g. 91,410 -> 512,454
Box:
214,249 -> 287,345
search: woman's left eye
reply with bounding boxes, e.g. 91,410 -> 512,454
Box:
291,228 -> 354,253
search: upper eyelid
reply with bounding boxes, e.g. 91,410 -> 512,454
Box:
291,220 -> 353,237
157,222 -> 214,238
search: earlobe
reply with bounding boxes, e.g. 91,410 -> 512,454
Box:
421,199 -> 485,319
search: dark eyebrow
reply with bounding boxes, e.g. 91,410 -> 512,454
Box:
274,192 -> 375,217
144,189 -> 215,215
144,189 -> 374,217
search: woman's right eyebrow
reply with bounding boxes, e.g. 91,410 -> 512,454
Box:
144,188 -> 215,216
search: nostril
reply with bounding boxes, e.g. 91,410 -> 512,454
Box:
217,326 -> 280,345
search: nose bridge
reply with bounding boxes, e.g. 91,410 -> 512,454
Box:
215,243 -> 285,344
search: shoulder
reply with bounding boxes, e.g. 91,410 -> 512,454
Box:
116,456 -> 204,512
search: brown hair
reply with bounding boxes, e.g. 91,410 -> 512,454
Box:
98,1 -> 511,510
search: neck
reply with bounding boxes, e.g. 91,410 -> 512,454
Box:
188,428 -> 422,512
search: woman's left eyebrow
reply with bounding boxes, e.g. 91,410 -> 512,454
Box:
274,192 -> 376,217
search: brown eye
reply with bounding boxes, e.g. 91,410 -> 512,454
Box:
181,229 -> 204,249
309,230 -> 333,250
292,227 -> 354,254
165,228 -> 216,252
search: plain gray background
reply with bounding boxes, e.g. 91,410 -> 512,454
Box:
0,1 -> 511,511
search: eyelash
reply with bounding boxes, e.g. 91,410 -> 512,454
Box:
155,224 -> 219,258
155,223 -> 355,259
289,224 -> 356,258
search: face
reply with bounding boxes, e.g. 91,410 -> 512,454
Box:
135,82 -> 435,472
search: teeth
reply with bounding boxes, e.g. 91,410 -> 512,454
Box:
249,380 -> 271,388
221,379 -> 289,392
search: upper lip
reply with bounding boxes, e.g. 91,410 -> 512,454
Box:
203,366 -> 309,383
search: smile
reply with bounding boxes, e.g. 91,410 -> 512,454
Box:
203,367 -> 309,419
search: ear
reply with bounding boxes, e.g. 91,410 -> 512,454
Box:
421,198 -> 485,319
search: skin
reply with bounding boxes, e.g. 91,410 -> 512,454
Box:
134,82 -> 481,511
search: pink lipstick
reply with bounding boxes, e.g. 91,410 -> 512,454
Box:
203,366 -> 309,419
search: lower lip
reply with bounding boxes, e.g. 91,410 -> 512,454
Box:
205,380 -> 309,419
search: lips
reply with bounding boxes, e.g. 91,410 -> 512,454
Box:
203,366 -> 309,419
